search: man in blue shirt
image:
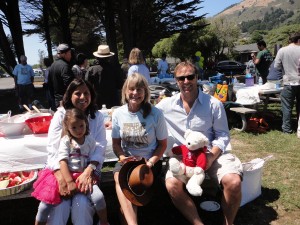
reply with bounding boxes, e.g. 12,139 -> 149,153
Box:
13,55 -> 35,111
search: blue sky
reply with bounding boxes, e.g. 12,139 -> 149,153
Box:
24,0 -> 241,65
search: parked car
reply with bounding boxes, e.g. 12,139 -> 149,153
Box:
33,69 -> 44,82
214,60 -> 246,75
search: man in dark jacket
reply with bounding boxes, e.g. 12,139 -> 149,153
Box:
48,44 -> 74,111
85,45 -> 124,109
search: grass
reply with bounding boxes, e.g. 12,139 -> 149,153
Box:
230,102 -> 300,224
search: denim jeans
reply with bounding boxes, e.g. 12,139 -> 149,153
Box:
280,85 -> 300,133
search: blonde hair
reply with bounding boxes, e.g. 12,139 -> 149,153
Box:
121,73 -> 151,118
128,48 -> 145,65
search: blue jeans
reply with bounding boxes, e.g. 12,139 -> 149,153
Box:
280,85 -> 300,133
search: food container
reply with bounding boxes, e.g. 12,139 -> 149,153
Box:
25,116 -> 53,134
0,170 -> 38,197
0,114 -> 28,137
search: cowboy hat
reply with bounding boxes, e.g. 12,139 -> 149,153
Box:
93,45 -> 115,58
119,158 -> 154,206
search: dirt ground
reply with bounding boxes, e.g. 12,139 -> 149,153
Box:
0,87 -> 283,225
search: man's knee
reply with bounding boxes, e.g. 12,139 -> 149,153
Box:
221,174 -> 242,192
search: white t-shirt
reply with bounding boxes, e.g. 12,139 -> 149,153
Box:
128,64 -> 151,83
111,104 -> 168,159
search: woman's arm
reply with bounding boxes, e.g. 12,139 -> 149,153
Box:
46,109 -> 64,170
89,112 -> 107,169
146,138 -> 167,168
112,138 -> 127,162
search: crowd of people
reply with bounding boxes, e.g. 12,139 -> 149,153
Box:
10,31 -> 299,225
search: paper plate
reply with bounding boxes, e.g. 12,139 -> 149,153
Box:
200,201 -> 220,211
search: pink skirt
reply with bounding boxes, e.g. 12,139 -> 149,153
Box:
31,168 -> 61,205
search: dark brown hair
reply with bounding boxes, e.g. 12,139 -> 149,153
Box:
62,79 -> 97,119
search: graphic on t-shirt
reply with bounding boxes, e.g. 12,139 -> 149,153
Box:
122,122 -> 148,149
21,67 -> 29,75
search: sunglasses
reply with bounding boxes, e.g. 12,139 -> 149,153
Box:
175,74 -> 196,81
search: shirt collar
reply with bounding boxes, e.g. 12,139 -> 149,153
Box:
173,88 -> 204,106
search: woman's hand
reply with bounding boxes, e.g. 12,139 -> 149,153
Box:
105,121 -> 112,130
54,170 -> 72,198
75,169 -> 93,194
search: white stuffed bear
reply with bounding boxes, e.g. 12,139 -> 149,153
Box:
168,129 -> 208,196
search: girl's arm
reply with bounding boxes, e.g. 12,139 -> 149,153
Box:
59,159 -> 77,195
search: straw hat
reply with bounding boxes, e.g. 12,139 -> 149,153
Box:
119,158 -> 154,206
93,45 -> 115,58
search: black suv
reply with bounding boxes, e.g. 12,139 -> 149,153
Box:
214,60 -> 246,75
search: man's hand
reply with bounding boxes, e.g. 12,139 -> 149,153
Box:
205,147 -> 221,170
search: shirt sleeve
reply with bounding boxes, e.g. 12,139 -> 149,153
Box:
46,109 -> 64,170
153,107 -> 168,140
211,100 -> 230,153
57,136 -> 70,163
86,135 -> 98,163
90,112 -> 107,169
274,50 -> 283,70
13,65 -> 18,76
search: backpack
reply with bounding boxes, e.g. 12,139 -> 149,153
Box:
246,117 -> 269,133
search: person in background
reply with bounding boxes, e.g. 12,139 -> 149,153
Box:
266,61 -> 283,84
44,79 -> 107,225
120,58 -> 130,79
127,48 -> 151,84
72,53 -> 88,79
274,32 -> 300,134
85,44 -> 124,109
48,44 -> 75,111
157,53 -> 170,79
254,40 -> 273,84
43,57 -> 53,108
13,55 -> 35,111
112,73 -> 167,225
156,61 -> 243,225
246,52 -> 257,80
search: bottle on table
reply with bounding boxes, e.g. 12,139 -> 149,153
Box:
100,104 -> 111,123
258,77 -> 263,86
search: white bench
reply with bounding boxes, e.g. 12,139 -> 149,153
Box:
230,107 -> 257,132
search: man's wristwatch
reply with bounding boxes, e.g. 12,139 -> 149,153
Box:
88,164 -> 97,170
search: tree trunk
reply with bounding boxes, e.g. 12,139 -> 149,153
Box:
42,0 -> 53,63
117,0 -> 132,58
6,0 -> 24,62
0,20 -> 16,73
56,0 -> 72,45
104,0 -> 119,63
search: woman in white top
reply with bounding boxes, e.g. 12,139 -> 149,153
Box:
45,79 -> 107,225
127,48 -> 151,83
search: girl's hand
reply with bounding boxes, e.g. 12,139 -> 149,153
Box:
67,181 -> 77,195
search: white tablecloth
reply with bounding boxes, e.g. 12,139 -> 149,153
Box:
233,84 -> 282,105
0,130 -> 116,173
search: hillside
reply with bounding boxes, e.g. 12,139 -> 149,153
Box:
215,0 -> 300,24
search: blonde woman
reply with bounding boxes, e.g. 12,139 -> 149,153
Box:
112,73 -> 167,224
128,48 -> 151,83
